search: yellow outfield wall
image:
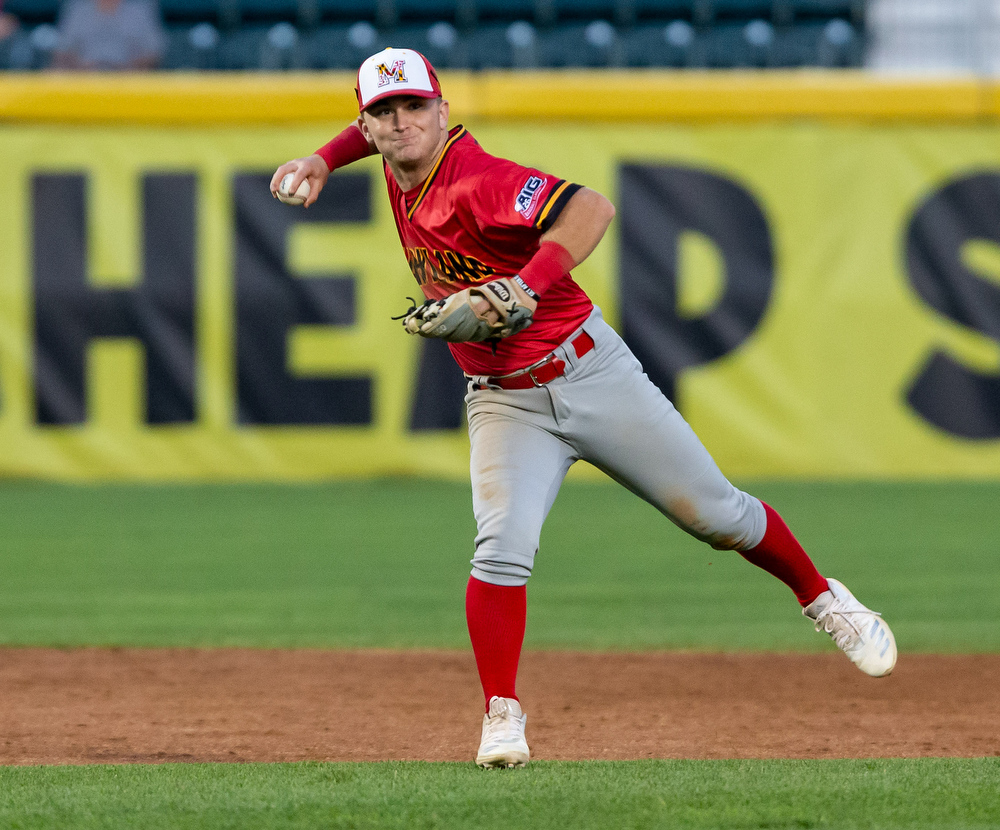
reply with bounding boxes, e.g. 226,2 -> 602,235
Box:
1,71 -> 1000,480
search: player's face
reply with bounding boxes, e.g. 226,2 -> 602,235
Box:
359,96 -> 449,174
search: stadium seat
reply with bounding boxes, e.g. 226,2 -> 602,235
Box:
461,20 -> 535,69
765,22 -> 813,66
621,20 -> 698,68
162,24 -> 196,69
161,22 -> 223,69
3,22 -> 58,68
815,17 -> 861,66
2,0 -> 60,25
0,32 -> 14,70
0,0 -> 866,71
782,0 -> 864,24
309,0 -> 387,27
258,21 -> 310,68
631,0 -> 697,23
473,0 -> 543,25
385,22 -> 466,68
215,24 -> 274,68
237,0 -> 300,24
535,21 -> 621,67
769,18 -> 860,66
0,29 -> 33,69
696,20 -> 772,67
160,0 -> 238,28
243,0 -> 302,25
702,0 -> 776,23
536,0 -> 622,26
395,0 -> 475,27
303,21 -> 387,69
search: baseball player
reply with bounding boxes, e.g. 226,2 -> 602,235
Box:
271,47 -> 897,769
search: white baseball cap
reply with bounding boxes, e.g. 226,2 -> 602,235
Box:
355,47 -> 442,112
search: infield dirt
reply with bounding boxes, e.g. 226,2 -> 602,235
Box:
1,649 -> 997,765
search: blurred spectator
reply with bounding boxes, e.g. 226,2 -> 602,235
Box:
0,0 -> 19,42
52,0 -> 166,70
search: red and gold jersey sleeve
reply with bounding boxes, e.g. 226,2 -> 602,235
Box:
469,156 -> 582,236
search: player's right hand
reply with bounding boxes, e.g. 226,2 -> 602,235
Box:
269,154 -> 330,209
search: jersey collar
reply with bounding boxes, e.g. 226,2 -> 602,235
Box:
406,125 -> 467,221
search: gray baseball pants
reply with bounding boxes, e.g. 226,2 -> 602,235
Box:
465,307 -> 767,587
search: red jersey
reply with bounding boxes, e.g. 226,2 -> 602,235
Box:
383,125 -> 594,376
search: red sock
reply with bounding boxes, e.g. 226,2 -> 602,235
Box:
465,576 -> 526,711
740,502 -> 829,607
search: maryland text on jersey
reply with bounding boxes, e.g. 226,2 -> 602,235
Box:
405,246 -> 497,287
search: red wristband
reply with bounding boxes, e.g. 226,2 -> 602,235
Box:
517,240 -> 575,296
314,124 -> 374,171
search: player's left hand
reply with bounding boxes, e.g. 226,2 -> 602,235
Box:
398,278 -> 536,342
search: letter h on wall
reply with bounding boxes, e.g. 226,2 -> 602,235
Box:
32,173 -> 197,425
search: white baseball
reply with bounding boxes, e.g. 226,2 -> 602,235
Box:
277,173 -> 310,206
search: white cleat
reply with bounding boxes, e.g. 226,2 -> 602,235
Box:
804,578 -> 897,677
476,696 -> 530,769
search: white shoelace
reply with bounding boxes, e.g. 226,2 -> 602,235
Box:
483,703 -> 521,745
814,604 -> 882,650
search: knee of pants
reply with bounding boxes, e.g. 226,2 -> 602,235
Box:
470,546 -> 535,587
665,489 -> 766,552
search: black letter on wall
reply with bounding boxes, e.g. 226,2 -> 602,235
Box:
905,173 -> 1000,439
618,164 -> 774,407
234,173 -> 372,425
33,173 -> 196,424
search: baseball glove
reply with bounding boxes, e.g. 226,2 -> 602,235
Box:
397,278 -> 534,342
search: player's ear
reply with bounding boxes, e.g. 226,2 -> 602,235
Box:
438,98 -> 449,129
357,114 -> 372,141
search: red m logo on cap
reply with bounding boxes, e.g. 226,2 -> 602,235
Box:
376,61 -> 407,87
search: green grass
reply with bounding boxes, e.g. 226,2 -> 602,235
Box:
2,480 -> 998,829
0,759 -> 997,830
1,479 -> 998,650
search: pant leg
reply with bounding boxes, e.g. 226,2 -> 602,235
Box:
549,315 -> 766,552
466,386 -> 578,586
